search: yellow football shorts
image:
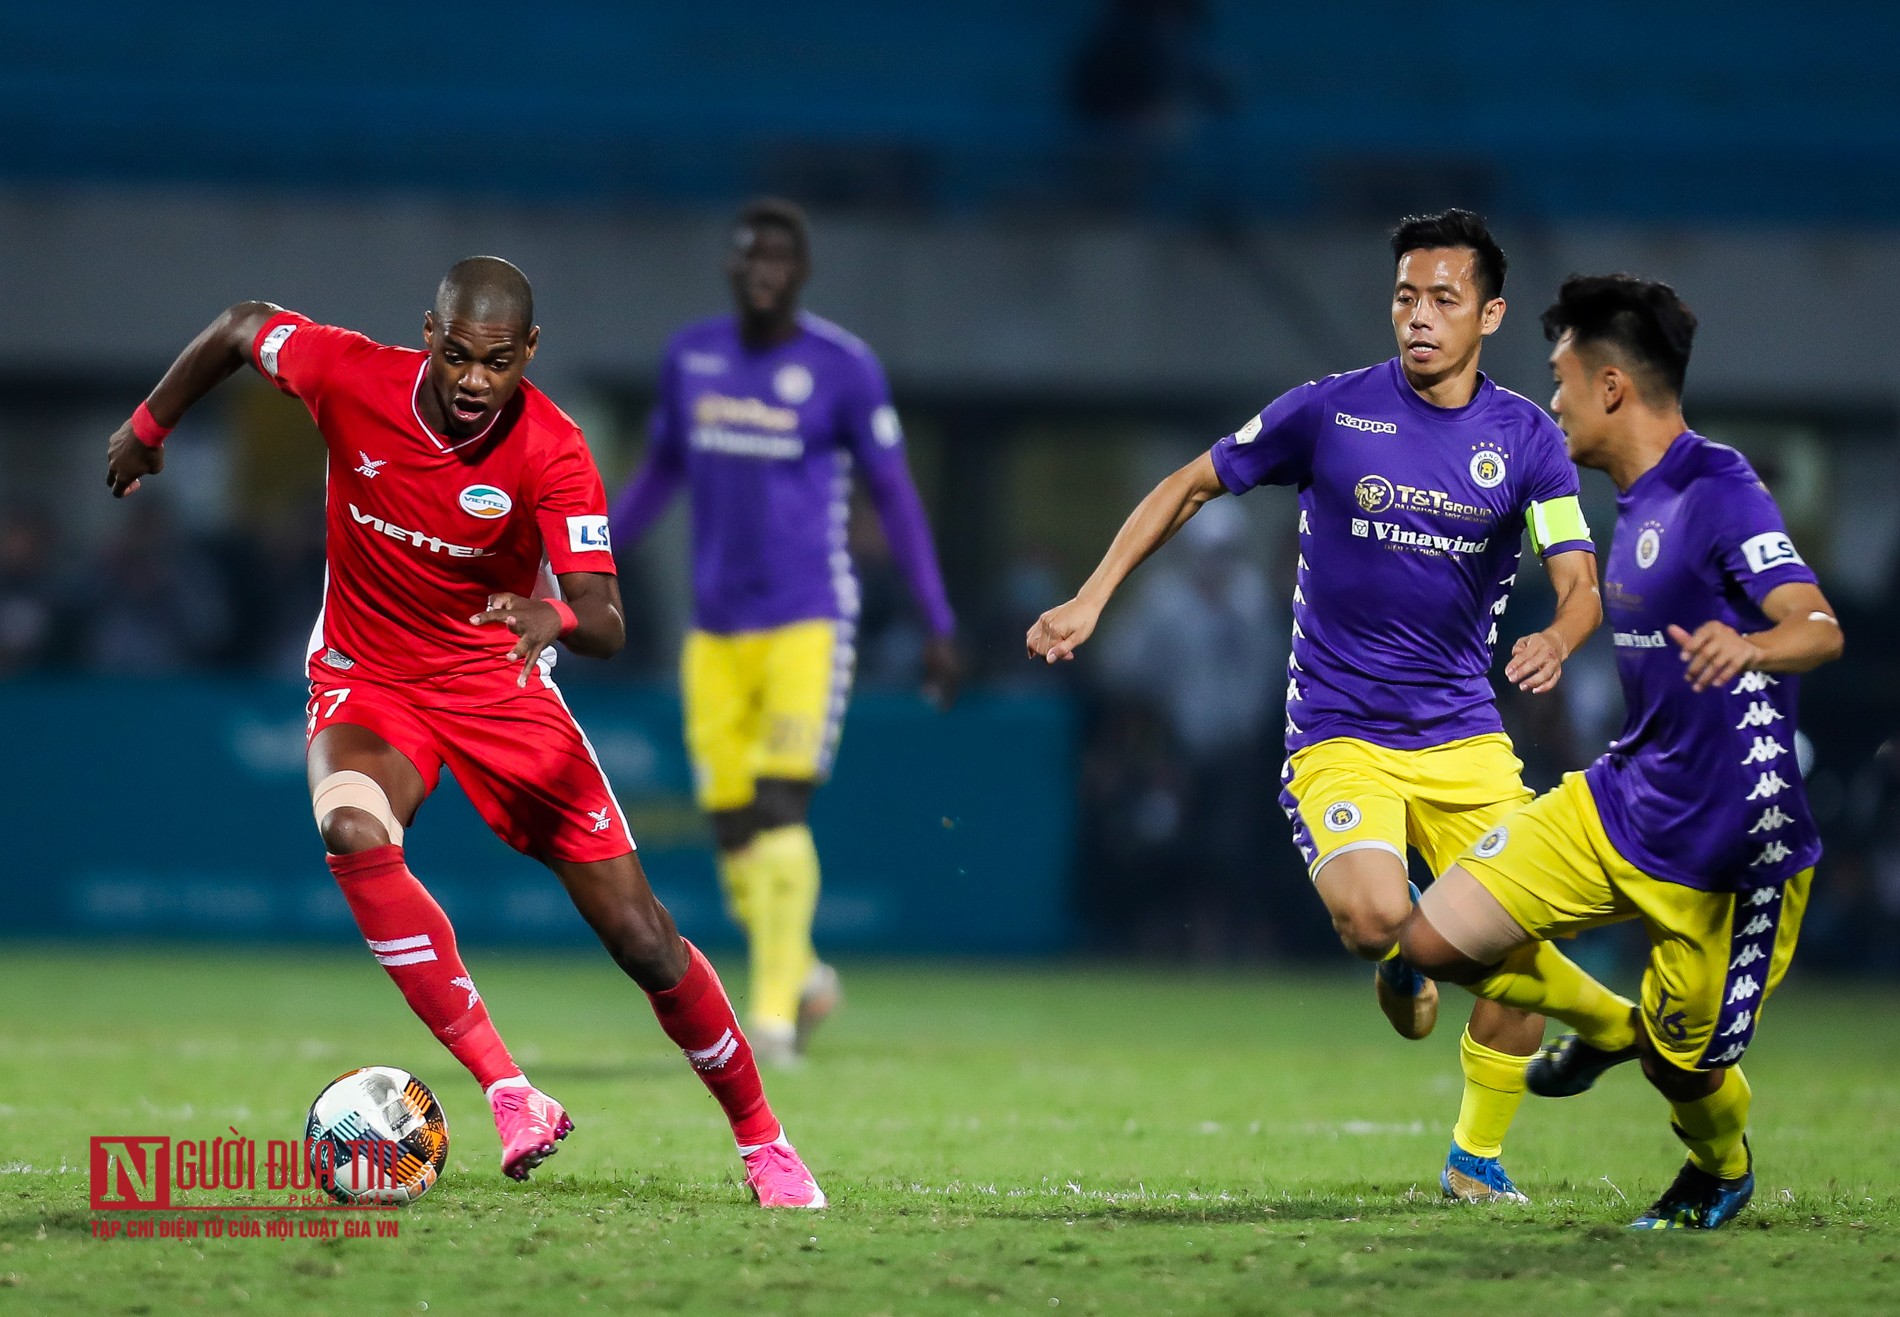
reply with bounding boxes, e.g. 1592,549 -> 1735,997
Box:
1279,733 -> 1534,880
681,619 -> 854,812
1458,771 -> 1810,1071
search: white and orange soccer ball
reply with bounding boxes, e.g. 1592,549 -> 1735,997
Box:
304,1066 -> 449,1204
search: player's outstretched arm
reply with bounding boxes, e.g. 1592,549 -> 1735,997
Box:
106,301 -> 283,498
1026,451 -> 1226,664
1668,581 -> 1843,693
1505,548 -> 1602,694
471,572 -> 627,687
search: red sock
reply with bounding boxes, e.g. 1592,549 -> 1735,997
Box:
327,845 -> 521,1092
648,941 -> 780,1148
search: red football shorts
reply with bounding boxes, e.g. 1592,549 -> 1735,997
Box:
305,669 -> 634,864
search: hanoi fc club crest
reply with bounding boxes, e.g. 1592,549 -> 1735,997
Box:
1322,801 -> 1362,833
1468,446 -> 1507,489
1636,521 -> 1664,569
1354,475 -> 1395,514
773,363 -> 814,404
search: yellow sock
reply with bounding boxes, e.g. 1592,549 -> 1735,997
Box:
1469,942 -> 1637,1052
746,824 -> 821,1031
716,843 -> 760,930
1671,1067 -> 1752,1179
1451,1027 -> 1527,1158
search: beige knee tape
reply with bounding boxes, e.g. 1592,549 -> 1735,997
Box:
1417,868 -> 1531,962
311,771 -> 405,846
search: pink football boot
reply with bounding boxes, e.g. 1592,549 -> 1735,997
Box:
489,1082 -> 573,1181
741,1135 -> 827,1209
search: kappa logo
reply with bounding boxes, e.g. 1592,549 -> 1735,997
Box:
1734,700 -> 1783,730
451,975 -> 480,1009
1321,801 -> 1361,833
1335,411 -> 1397,435
356,452 -> 387,480
1474,825 -> 1508,859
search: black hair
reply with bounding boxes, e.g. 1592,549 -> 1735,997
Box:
1389,209 -> 1507,302
1540,273 -> 1697,401
735,196 -> 811,257
435,255 -> 534,333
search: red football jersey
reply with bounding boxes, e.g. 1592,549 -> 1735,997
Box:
252,311 -> 617,696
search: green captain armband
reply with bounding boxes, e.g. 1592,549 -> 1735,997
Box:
1528,495 -> 1591,555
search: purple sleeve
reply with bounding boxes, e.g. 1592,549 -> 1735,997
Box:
841,352 -> 956,637
1208,381 -> 1322,494
1521,414 -> 1594,558
1710,472 -> 1818,607
608,352 -> 688,550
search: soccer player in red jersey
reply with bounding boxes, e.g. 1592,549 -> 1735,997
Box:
104,257 -> 825,1208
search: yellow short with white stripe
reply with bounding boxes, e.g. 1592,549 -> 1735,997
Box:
682,619 -> 854,811
1457,771 -> 1810,1071
1280,733 -> 1533,879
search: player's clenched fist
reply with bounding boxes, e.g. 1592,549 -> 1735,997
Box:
1668,620 -> 1762,693
470,593 -> 566,687
1505,629 -> 1568,695
1026,597 -> 1103,664
106,420 -> 164,498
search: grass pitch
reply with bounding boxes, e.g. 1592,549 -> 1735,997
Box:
1,947 -> 1895,1314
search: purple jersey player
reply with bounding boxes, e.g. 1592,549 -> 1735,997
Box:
1404,274 -> 1843,1231
611,198 -> 959,1064
1029,210 -> 1603,1205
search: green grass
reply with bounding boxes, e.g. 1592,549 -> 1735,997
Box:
1,948 -> 1895,1314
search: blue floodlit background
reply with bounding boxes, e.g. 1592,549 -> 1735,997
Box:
2,4 -> 1897,970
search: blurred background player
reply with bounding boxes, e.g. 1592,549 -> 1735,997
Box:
103,258 -> 826,1208
610,199 -> 960,1065
1027,210 -> 1601,1202
1402,274 -> 1843,1229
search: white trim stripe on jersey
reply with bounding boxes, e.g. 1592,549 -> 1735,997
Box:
408,359 -> 503,454
542,675 -> 638,853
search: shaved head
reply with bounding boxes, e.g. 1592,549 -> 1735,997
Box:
435,255 -> 535,333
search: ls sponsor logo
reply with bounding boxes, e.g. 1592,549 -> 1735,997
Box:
567,515 -> 611,554
1740,532 -> 1803,575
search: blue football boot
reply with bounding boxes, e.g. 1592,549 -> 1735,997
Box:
1629,1140 -> 1754,1230
1441,1140 -> 1530,1204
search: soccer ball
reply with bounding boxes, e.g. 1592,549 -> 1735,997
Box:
304,1066 -> 450,1204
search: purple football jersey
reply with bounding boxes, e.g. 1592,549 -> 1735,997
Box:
1211,358 -> 1592,755
1585,432 -> 1821,892
610,313 -> 954,637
